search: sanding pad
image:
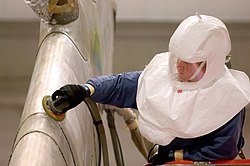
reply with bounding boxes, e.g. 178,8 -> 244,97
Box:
42,95 -> 65,121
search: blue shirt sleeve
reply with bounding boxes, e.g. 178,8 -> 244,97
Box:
86,71 -> 141,109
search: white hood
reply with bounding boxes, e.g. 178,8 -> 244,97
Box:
169,14 -> 231,90
136,14 -> 250,145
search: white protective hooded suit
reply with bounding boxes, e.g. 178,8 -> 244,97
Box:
136,14 -> 250,146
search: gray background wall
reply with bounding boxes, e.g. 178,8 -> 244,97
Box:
1,21 -> 250,165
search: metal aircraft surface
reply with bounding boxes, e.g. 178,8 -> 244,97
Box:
9,0 -> 116,165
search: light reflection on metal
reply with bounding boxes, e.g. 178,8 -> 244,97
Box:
9,0 -> 116,165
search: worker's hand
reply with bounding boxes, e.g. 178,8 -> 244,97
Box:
52,84 -> 90,113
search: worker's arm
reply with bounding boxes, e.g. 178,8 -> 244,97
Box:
86,71 -> 141,109
51,71 -> 141,113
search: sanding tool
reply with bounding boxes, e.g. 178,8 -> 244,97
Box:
42,95 -> 67,121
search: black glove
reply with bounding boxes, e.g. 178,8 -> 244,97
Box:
52,84 -> 90,113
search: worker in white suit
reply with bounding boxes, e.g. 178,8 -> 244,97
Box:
51,13 -> 250,165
